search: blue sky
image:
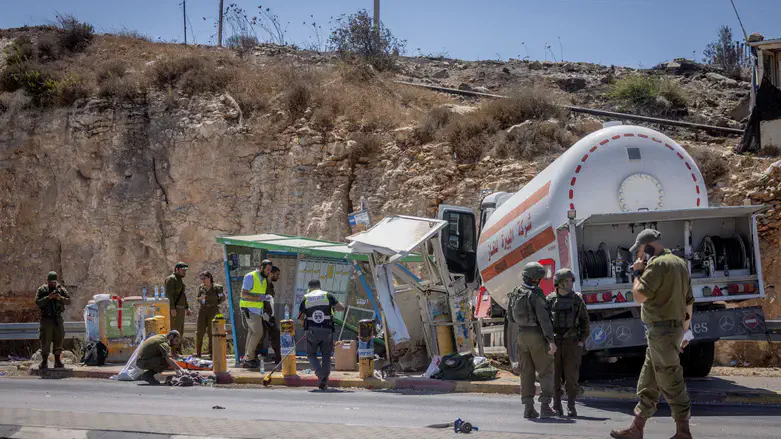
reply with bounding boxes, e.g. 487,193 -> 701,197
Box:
1,0 -> 778,67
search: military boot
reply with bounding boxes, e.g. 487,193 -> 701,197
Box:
53,354 -> 64,369
567,396 -> 578,417
669,419 -> 692,439
523,404 -> 539,419
610,415 -> 646,439
552,396 -> 564,416
39,358 -> 48,371
540,404 -> 557,418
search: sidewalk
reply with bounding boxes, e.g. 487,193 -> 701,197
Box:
12,358 -> 781,405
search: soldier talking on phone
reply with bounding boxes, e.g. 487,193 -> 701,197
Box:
611,229 -> 694,439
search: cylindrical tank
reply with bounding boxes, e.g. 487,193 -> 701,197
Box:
211,314 -> 228,374
280,319 -> 297,377
476,125 -> 707,309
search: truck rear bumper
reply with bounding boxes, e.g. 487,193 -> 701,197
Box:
584,306 -> 767,351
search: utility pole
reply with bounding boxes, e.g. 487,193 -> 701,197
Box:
218,0 -> 224,47
183,0 -> 187,45
374,0 -> 380,35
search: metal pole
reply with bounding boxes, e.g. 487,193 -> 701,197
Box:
374,0 -> 380,35
218,0 -> 224,47
392,80 -> 745,135
183,1 -> 187,45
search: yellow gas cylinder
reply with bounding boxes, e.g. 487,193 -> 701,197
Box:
211,314 -> 227,374
436,325 -> 455,356
144,316 -> 166,337
280,319 -> 297,377
358,319 -> 374,379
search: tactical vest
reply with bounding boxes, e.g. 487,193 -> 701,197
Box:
507,285 -> 538,327
303,289 -> 333,330
550,293 -> 578,337
239,271 -> 266,311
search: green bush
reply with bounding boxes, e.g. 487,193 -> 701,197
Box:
5,37 -> 36,65
56,14 -> 94,53
609,75 -> 688,115
328,9 -> 406,71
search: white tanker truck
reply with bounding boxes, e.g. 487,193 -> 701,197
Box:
435,124 -> 768,377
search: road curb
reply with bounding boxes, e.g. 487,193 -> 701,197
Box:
24,367 -> 781,404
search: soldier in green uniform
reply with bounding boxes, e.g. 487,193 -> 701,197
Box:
611,229 -> 694,439
547,268 -> 590,417
137,330 -> 185,385
507,262 -> 557,419
165,262 -> 190,355
195,271 -> 225,358
35,271 -> 71,370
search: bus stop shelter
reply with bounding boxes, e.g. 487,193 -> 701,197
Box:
216,233 -> 422,366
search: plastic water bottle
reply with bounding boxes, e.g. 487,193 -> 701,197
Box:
154,285 -> 159,300
284,305 -> 290,320
160,285 -> 165,298
260,360 -> 265,374
142,287 -> 147,300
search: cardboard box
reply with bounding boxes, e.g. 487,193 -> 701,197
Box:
334,340 -> 358,371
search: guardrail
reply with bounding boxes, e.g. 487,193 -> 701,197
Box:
0,322 -> 233,341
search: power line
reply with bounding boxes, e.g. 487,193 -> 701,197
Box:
729,0 -> 749,42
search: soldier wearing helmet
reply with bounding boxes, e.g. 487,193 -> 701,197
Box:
547,268 -> 590,417
506,262 -> 557,419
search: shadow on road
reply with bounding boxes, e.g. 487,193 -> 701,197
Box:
580,399 -> 781,417
528,417 -> 576,424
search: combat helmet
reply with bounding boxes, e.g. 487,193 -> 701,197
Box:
553,268 -> 575,286
522,262 -> 547,284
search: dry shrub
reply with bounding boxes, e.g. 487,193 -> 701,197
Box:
149,55 -> 235,94
96,60 -> 128,82
285,82 -> 312,118
685,145 -> 728,186
415,106 -> 453,143
6,37 -> 36,65
36,33 -> 60,61
481,89 -> 566,129
494,121 -> 576,161
225,69 -> 271,116
439,88 -> 563,163
99,75 -> 144,101
56,14 -> 94,53
443,112 -> 499,163
350,132 -> 383,158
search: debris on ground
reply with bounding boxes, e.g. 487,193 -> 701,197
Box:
166,370 -> 204,387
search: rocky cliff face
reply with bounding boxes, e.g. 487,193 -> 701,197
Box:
1,33 -> 778,362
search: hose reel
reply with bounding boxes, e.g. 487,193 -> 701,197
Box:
579,242 -> 612,279
700,235 -> 748,271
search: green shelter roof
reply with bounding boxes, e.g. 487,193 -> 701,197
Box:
216,233 -> 423,262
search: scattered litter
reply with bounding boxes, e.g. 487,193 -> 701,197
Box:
212,405 -> 225,410
303,369 -> 312,374
422,356 -> 442,378
0,372 -> 5,377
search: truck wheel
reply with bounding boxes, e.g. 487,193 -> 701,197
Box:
682,341 -> 715,378
503,319 -> 519,374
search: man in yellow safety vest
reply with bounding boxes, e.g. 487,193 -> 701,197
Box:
240,259 -> 272,369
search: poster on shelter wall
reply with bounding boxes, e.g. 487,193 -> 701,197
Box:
293,258 -> 352,315
348,209 -> 371,234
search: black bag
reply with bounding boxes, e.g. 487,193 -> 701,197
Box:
438,353 -> 475,380
80,341 -> 108,366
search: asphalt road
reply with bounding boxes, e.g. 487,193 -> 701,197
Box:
0,378 -> 780,438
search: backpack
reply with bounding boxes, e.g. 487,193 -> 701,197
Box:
436,353 -> 475,380
80,341 -> 108,366
507,286 -> 537,327
470,358 -> 499,381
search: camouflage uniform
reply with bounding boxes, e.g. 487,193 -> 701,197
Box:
165,264 -> 188,353
195,283 -> 225,357
507,263 -> 556,419
35,271 -> 71,370
547,268 -> 590,417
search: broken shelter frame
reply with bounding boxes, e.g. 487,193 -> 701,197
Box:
216,233 -> 422,366
346,215 -> 484,359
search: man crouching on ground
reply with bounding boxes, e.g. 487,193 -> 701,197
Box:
137,330 -> 185,385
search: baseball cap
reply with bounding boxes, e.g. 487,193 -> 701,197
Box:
175,262 -> 189,270
629,229 -> 662,253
